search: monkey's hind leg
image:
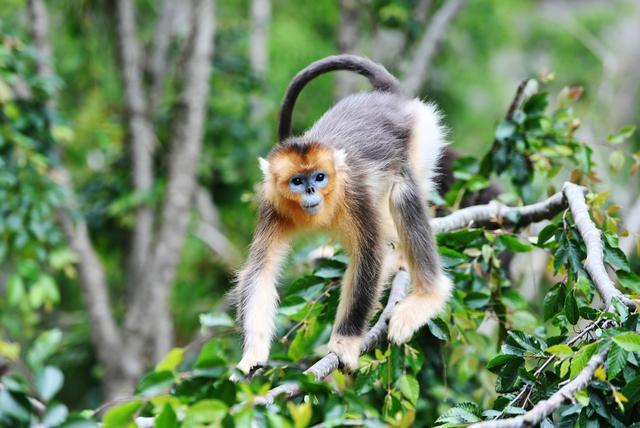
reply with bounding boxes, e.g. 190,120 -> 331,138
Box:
329,210 -> 384,371
387,175 -> 452,344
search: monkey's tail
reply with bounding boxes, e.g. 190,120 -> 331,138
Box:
278,54 -> 401,142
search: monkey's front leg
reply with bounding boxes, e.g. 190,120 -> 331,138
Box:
329,217 -> 384,371
235,206 -> 290,374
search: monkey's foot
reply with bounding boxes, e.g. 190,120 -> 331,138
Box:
235,352 -> 267,376
388,275 -> 452,344
328,334 -> 363,372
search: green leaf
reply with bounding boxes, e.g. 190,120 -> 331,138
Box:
103,400 -> 142,428
607,125 -> 636,145
313,266 -> 343,279
608,150 -> 626,173
135,371 -> 174,397
43,403 -> 68,427
436,402 -> 481,425
288,317 -> 324,361
27,329 -> 62,369
427,318 -> 450,340
436,229 -> 483,248
439,247 -> 466,268
564,290 -> 579,325
570,342 -> 597,379
486,354 -> 521,372
155,404 -> 178,428
522,92 -> 548,115
287,402 -> 312,428
546,344 -> 573,358
543,284 -> 566,321
155,348 -> 184,372
604,241 -> 630,272
495,120 -> 516,141
621,375 -> 640,407
607,343 -> 628,379
496,358 -> 524,393
183,399 -> 228,427
612,333 -> 640,352
199,312 -> 234,328
6,275 -> 25,306
617,270 -> 640,292
537,224 -> 558,246
498,235 -> 533,252
35,366 -> 64,401
399,374 -> 419,406
0,389 -> 30,422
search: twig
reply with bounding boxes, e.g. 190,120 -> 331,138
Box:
505,79 -> 530,121
470,350 -> 608,428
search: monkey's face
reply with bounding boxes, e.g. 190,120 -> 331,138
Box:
259,143 -> 347,221
286,170 -> 328,214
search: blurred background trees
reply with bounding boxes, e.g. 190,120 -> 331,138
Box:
0,0 -> 639,426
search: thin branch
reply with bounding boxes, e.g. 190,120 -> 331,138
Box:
401,0 -> 466,96
113,0 -> 156,295
195,188 -> 241,269
249,270 -> 410,406
505,79 -> 530,121
470,350 -> 608,428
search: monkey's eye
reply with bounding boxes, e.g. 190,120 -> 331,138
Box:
291,177 -> 303,186
315,173 -> 325,182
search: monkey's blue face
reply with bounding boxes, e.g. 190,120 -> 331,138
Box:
288,170 -> 329,215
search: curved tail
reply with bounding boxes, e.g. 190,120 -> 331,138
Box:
278,54 -> 401,142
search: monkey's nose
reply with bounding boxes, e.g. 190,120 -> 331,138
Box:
306,187 -> 315,194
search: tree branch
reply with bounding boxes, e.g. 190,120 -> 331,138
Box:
469,350 -> 608,428
562,182 -> 632,308
113,0 -> 157,296
146,0 -> 177,113
401,0 -> 466,96
124,0 -> 216,361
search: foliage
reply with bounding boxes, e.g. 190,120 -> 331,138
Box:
0,29 -> 92,427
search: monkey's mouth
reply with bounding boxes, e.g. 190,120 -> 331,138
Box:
302,201 -> 322,214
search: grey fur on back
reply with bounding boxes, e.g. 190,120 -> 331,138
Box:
304,92 -> 413,173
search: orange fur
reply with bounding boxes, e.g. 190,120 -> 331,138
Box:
263,144 -> 347,231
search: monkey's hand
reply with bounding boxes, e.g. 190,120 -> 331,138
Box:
328,334 -> 363,372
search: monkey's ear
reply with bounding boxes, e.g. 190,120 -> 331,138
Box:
258,157 -> 270,176
334,149 -> 347,170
